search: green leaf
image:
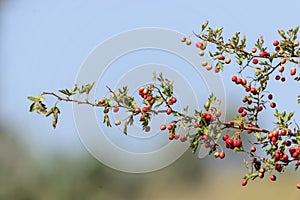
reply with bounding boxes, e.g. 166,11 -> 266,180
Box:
27,96 -> 36,102
29,103 -> 35,112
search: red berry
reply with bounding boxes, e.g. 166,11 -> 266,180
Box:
167,124 -> 173,130
297,160 -> 300,165
297,183 -> 300,189
146,95 -> 153,101
273,40 -> 279,46
196,42 -> 203,48
174,133 -> 180,140
222,134 -> 229,141
252,59 -> 258,64
241,78 -> 247,85
232,75 -> 237,82
134,107 -> 141,114
180,135 -> 187,142
113,106 -> 119,112
274,163 -> 281,171
280,129 -> 286,136
292,152 -> 299,158
168,134 -> 174,140
170,97 -> 177,104
270,102 -> 276,108
268,94 -> 273,100
250,87 -> 258,95
166,108 -> 172,115
160,125 -> 166,131
241,111 -> 247,117
142,107 -> 148,112
236,78 -> 242,84
290,67 -> 297,76
257,106 -> 263,112
280,58 -> 286,64
245,86 -> 251,92
285,140 -> 291,146
241,180 -> 247,186
217,54 -> 225,60
278,65 -> 285,73
219,151 -> 225,159
250,146 -> 256,152
270,174 -> 277,181
205,113 -> 213,122
238,107 -> 244,113
281,77 -> 286,82
202,134 -> 209,141
252,47 -> 257,53
275,75 -> 281,80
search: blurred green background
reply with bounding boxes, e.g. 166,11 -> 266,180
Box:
1,0 -> 300,199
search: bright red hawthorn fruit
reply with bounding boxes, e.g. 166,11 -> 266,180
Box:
223,134 -> 229,141
142,107 -> 148,113
217,54 -> 225,60
280,129 -> 287,136
241,180 -> 247,186
241,111 -> 247,117
167,123 -> 173,130
290,67 -> 296,76
166,108 -> 172,115
160,124 -> 166,131
174,133 -> 180,140
280,58 -> 286,64
146,95 -> 153,101
252,47 -> 257,53
257,105 -> 263,111
168,133 -> 174,140
270,175 -> 277,181
245,86 -> 251,92
170,97 -> 177,104
232,75 -> 237,82
275,75 -> 281,80
297,183 -> 300,189
113,106 -> 119,112
273,40 -> 279,46
270,102 -> 276,108
219,151 -> 225,159
215,110 -> 222,117
134,107 -> 141,114
268,94 -> 273,100
252,59 -> 258,64
180,135 -> 186,142
238,107 -> 244,113
278,65 -> 285,73
250,145 -> 256,152
196,41 -> 203,48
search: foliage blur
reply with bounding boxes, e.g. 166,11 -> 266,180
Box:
1,123 -> 300,200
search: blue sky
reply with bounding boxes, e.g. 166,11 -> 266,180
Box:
1,0 -> 300,158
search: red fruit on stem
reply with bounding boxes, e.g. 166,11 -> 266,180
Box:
217,54 -> 225,60
241,180 -> 247,186
278,65 -> 285,73
268,94 -> 273,100
252,47 -> 257,53
280,129 -> 286,136
270,175 -> 277,181
160,125 -> 166,131
222,134 -> 229,141
245,86 -> 251,92
232,75 -> 237,82
135,107 -> 141,114
174,133 -> 180,140
290,67 -> 296,76
297,183 -> 300,189
219,151 -> 225,159
146,95 -> 153,101
250,145 -> 256,152
170,97 -> 177,104
238,107 -> 244,113
257,106 -> 263,111
270,102 -> 276,108
180,135 -> 187,142
166,108 -> 172,115
196,42 -> 203,48
168,134 -> 174,140
113,107 -> 119,112
280,58 -> 286,64
142,107 -> 148,112
253,59 -> 258,64
273,40 -> 279,46
275,75 -> 281,80
167,124 -> 173,130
